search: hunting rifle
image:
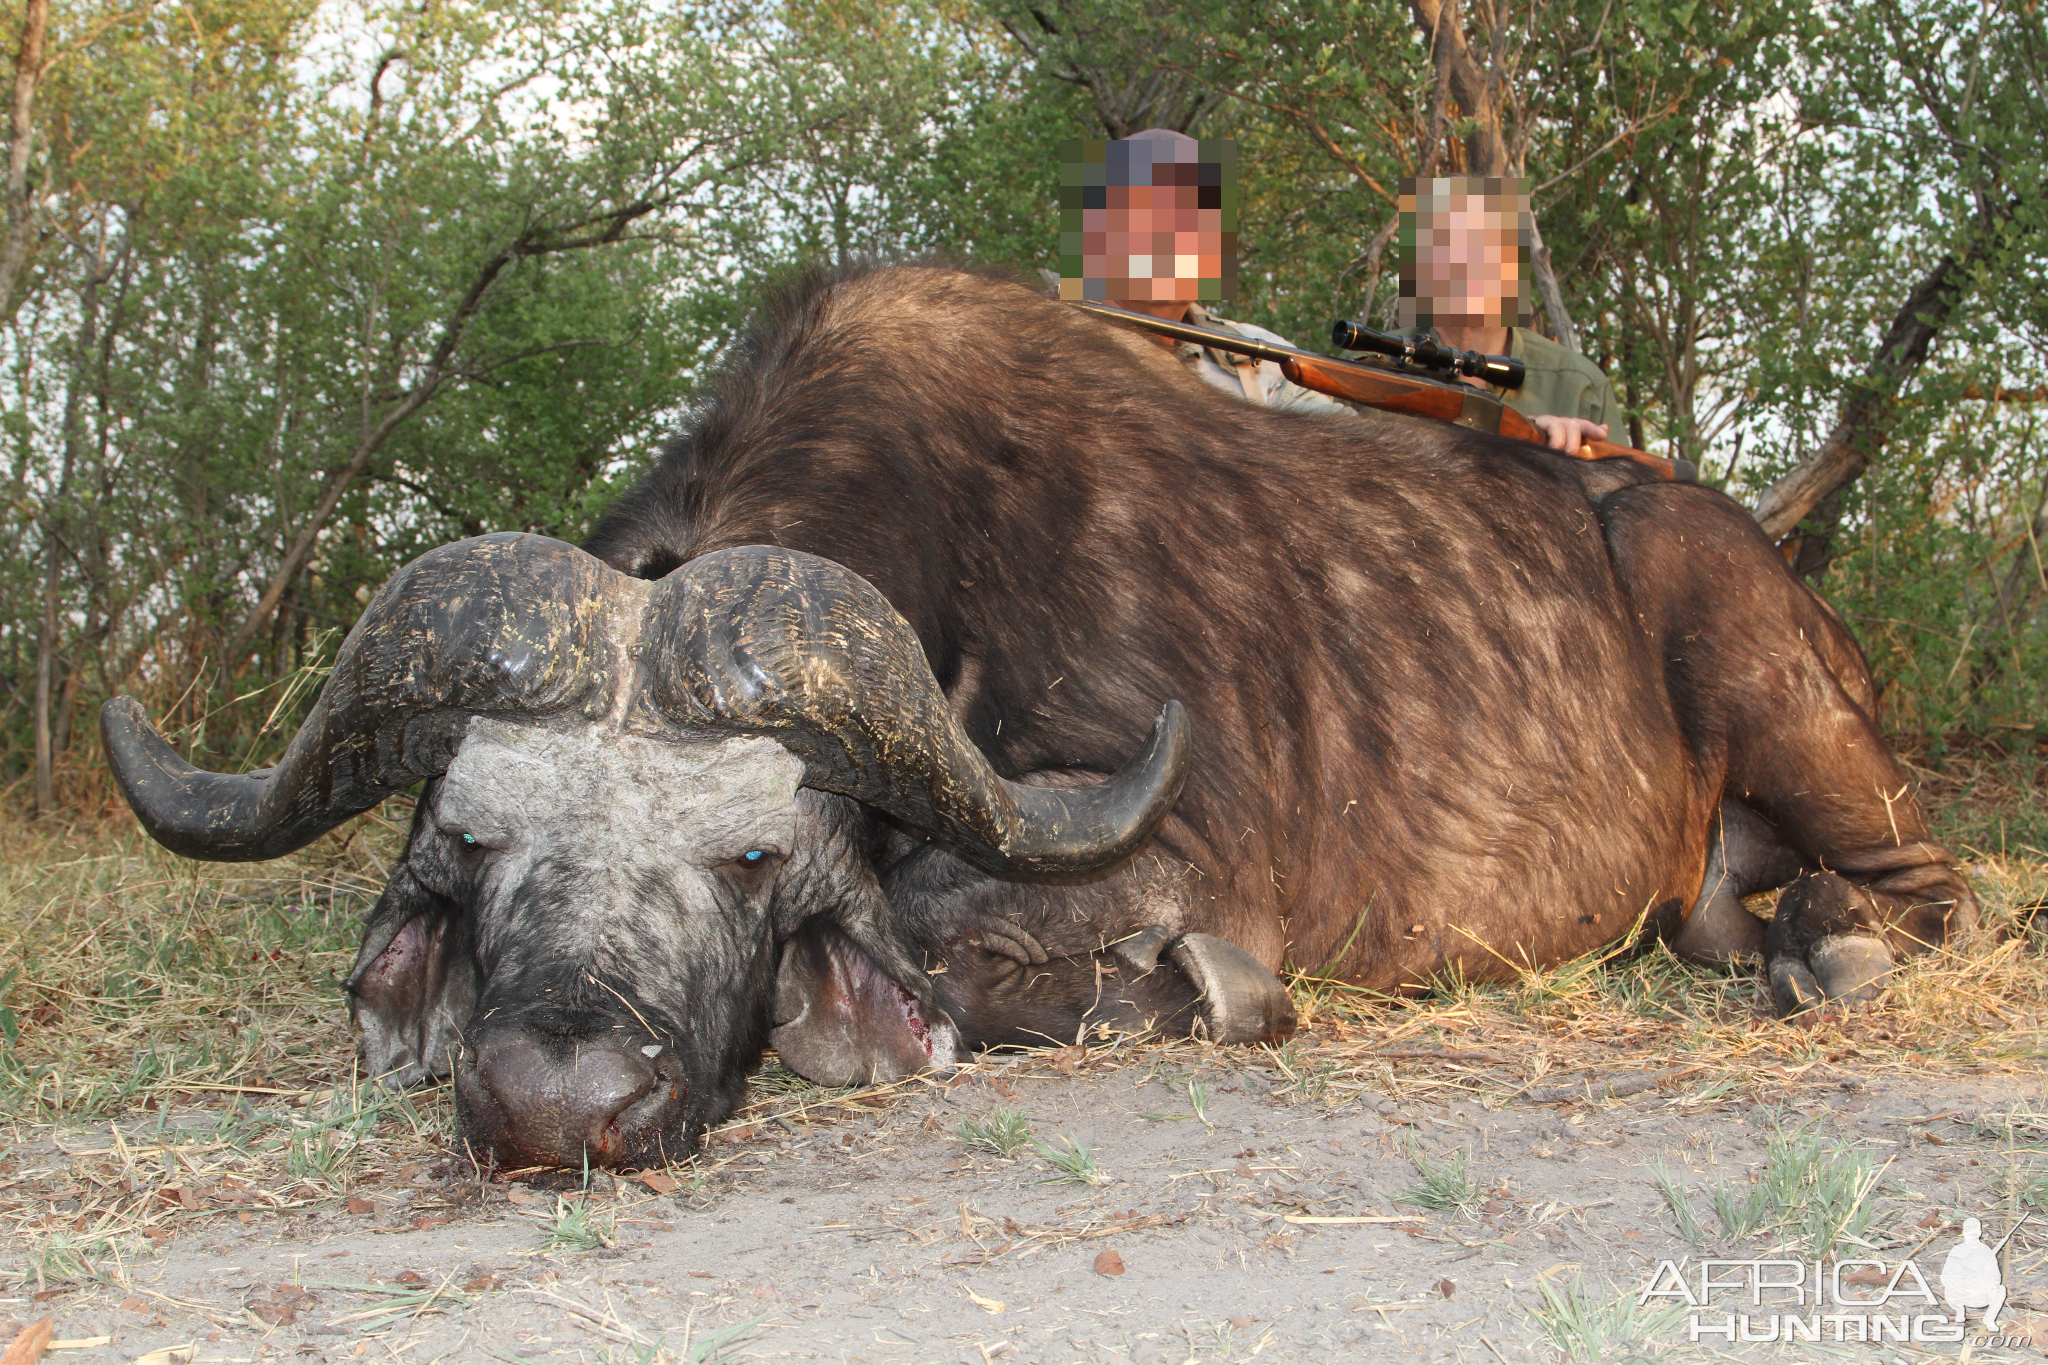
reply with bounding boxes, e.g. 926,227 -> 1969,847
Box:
1071,300 -> 1693,483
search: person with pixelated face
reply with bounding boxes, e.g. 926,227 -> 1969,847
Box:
1390,176 -> 1622,453
1060,130 -> 1348,414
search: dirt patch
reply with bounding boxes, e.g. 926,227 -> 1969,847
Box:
7,1047 -> 2048,1362
6,817 -> 2048,1361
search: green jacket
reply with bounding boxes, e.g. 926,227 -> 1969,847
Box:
1364,326 -> 1625,433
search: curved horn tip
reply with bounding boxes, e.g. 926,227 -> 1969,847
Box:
100,695 -> 285,863
991,698 -> 1193,880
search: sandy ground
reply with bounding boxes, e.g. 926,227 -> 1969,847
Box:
8,1041 -> 2048,1365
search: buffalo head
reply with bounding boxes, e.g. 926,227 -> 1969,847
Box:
103,534 -> 1188,1169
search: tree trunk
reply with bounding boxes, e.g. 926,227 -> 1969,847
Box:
0,0 -> 46,322
33,233 -> 103,816
1752,253 -> 1970,541
1407,0 -> 1584,349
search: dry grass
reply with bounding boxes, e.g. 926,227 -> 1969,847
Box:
3,774 -> 2046,1298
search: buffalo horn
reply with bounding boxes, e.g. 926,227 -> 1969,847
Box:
634,545 -> 1190,878
103,534 -> 620,861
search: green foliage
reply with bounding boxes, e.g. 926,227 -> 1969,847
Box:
955,1106 -> 1034,1157
543,1191 -> 619,1251
1395,1138 -> 1476,1213
1031,1133 -> 1108,1185
1653,1128 -> 1888,1257
3,0 -> 2045,803
1527,1273 -> 1690,1363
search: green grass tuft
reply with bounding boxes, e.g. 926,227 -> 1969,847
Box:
955,1106 -> 1032,1158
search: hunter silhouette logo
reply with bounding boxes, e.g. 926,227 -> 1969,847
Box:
1942,1214 -> 2025,1328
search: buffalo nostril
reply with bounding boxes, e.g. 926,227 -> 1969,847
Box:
474,1037 -> 657,1158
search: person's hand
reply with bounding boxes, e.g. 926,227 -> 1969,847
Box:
1531,415 -> 1608,453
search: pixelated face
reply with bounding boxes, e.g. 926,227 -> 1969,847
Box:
1060,137 -> 1237,306
1399,175 -> 1531,328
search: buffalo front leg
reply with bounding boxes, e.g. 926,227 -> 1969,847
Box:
884,846 -> 1296,1051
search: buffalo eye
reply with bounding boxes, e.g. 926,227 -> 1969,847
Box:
727,848 -> 779,882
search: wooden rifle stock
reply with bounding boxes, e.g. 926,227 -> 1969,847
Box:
1073,300 -> 1689,483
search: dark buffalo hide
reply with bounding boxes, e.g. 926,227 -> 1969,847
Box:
108,263 -> 1975,1169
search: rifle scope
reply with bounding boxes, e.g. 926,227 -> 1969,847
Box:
1331,320 -> 1526,391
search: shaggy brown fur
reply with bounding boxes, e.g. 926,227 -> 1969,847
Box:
586,262 -> 1974,1037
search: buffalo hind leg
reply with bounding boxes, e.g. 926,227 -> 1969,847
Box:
884,845 -> 1296,1051
1603,484 -> 1977,1017
1672,800 -> 1805,967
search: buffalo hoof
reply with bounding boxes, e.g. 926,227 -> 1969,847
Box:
1769,934 -> 1893,1018
1767,955 -> 1826,1017
1810,933 -> 1894,1006
1167,933 -> 1297,1044
1765,870 -> 1899,1018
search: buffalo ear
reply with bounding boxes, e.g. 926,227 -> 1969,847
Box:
768,919 -> 959,1086
347,865 -> 476,1088
766,791 -> 959,1086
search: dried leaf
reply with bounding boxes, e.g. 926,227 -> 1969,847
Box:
1433,1277 -> 1456,1298
345,1196 -> 375,1216
410,1213 -> 452,1230
1048,1045 -> 1086,1075
1,1318 -> 53,1365
638,1172 -> 678,1195
245,1301 -> 294,1328
966,1289 -> 1005,1314
1093,1248 -> 1126,1277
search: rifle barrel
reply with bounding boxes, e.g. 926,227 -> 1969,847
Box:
1068,298 -> 1691,483
1068,300 -> 1309,366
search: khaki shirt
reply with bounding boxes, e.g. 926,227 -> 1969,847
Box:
1374,325 -> 1625,431
1174,304 -> 1355,416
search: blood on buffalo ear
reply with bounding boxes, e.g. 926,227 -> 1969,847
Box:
768,865 -> 958,1087
347,863 -> 477,1089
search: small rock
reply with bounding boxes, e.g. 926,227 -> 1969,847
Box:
1094,1248 -> 1126,1276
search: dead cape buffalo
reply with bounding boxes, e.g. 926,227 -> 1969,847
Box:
104,263 -> 1974,1170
